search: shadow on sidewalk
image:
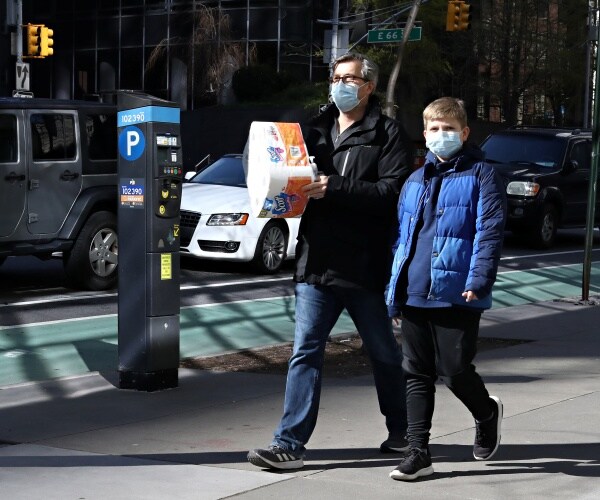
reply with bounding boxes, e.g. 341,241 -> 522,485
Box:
1,444 -> 598,479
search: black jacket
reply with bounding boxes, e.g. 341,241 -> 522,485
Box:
294,98 -> 414,292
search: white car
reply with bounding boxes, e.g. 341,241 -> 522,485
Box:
180,154 -> 301,273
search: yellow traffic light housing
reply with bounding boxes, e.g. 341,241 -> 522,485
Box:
457,2 -> 472,31
25,24 -> 42,57
446,1 -> 472,32
40,26 -> 54,57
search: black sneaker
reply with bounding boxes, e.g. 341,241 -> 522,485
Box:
247,445 -> 304,470
473,395 -> 503,461
389,447 -> 434,481
380,434 -> 410,453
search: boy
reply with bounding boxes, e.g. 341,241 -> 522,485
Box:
386,97 -> 507,480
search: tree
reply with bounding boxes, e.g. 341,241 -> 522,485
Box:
146,5 -> 252,107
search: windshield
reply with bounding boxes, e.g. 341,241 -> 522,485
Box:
481,134 -> 566,168
189,156 -> 246,187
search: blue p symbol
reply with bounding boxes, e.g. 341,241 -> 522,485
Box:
119,126 -> 146,161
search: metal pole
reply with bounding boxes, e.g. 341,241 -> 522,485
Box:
330,0 -> 339,71
583,8 -> 600,302
16,0 -> 22,63
584,2 -> 593,128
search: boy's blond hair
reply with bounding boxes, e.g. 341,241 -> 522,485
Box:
423,97 -> 468,129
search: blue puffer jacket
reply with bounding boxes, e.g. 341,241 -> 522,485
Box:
386,145 -> 507,315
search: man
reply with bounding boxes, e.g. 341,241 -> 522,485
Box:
247,52 -> 414,470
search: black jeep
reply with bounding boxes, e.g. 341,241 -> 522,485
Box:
0,97 -> 118,290
480,126 -> 600,248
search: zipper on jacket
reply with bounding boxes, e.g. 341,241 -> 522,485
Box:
340,148 -> 351,176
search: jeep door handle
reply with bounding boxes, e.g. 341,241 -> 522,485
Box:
4,172 -> 26,183
60,170 -> 80,181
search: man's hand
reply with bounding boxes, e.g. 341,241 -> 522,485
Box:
462,291 -> 479,302
302,175 -> 329,199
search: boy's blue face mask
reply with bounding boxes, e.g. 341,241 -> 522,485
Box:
426,130 -> 463,159
330,81 -> 367,113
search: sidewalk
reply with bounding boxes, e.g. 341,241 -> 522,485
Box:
0,297 -> 599,499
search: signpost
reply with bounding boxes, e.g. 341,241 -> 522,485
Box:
367,26 -> 422,43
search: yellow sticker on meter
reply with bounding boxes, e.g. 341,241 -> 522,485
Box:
159,204 -> 166,215
161,253 -> 172,280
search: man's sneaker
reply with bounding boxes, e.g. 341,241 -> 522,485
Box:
380,434 -> 410,453
473,395 -> 503,461
247,445 -> 304,470
389,447 -> 434,481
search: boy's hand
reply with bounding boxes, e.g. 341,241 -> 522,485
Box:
392,317 -> 401,326
462,291 -> 479,302
302,175 -> 329,199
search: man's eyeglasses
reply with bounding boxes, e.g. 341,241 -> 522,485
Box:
329,74 -> 368,85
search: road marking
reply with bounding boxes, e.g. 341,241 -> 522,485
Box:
0,295 -> 294,331
0,276 -> 293,308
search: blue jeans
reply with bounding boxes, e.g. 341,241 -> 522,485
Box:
272,283 -> 407,453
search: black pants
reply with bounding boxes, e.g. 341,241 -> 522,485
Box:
400,306 -> 493,449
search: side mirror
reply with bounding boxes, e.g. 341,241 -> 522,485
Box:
563,160 -> 579,175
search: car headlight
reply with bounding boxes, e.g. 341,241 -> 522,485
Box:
506,181 -> 540,197
206,213 -> 249,226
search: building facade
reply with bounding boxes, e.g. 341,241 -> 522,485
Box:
1,0 -> 324,109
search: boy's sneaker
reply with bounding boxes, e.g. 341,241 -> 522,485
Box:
380,434 -> 410,453
473,395 -> 503,461
389,447 -> 434,481
247,445 -> 304,470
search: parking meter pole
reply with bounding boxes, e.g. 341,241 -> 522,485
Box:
117,91 -> 183,391
583,44 -> 600,303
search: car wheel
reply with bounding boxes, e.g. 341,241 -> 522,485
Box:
252,222 -> 288,274
530,204 -> 557,249
64,211 -> 118,290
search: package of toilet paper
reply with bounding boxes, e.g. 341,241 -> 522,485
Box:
247,121 -> 316,218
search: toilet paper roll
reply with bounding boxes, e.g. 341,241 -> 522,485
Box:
247,121 -> 316,218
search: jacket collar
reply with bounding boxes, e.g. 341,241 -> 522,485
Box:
423,143 -> 485,175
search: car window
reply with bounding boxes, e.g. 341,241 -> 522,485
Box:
568,141 -> 591,170
190,156 -> 246,187
31,113 -> 76,161
85,113 -> 117,161
481,134 -> 566,168
0,114 -> 17,163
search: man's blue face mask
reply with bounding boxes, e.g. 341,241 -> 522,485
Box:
330,81 -> 367,113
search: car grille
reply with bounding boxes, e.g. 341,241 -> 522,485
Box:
180,210 -> 201,247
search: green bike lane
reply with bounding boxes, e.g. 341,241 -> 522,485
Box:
1,262 -> 599,387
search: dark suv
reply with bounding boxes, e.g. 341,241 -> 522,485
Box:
0,97 -> 118,290
480,126 -> 599,248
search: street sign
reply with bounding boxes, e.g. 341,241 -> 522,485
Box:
16,62 -> 30,91
367,27 -> 422,43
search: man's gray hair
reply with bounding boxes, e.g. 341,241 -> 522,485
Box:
332,52 -> 379,87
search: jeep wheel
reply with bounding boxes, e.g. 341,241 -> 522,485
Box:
64,211 -> 118,290
530,205 -> 557,249
252,222 -> 288,274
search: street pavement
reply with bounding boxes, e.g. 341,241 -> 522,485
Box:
0,293 -> 599,499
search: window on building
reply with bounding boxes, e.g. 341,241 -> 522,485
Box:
0,115 -> 17,163
31,114 -> 76,161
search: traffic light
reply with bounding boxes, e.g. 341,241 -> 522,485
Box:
457,2 -> 472,31
40,26 -> 54,57
25,24 -> 42,57
446,1 -> 472,32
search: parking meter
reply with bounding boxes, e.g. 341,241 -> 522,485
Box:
117,91 -> 182,391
